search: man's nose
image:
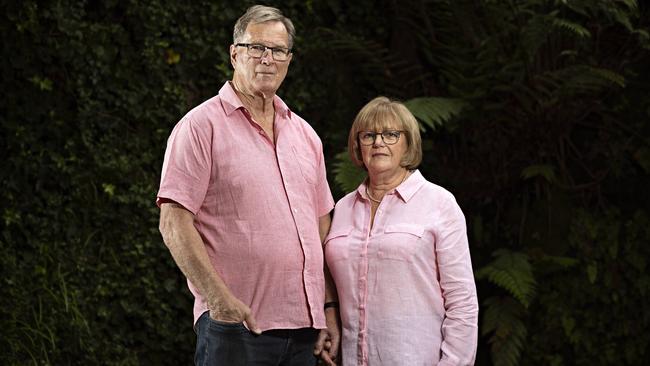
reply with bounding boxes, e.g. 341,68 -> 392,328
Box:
260,49 -> 273,64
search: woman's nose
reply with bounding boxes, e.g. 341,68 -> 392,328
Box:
372,134 -> 385,146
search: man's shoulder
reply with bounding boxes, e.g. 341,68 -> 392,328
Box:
183,94 -> 225,122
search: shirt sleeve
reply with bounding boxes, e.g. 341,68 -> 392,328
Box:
314,141 -> 334,218
157,115 -> 213,215
435,194 -> 479,366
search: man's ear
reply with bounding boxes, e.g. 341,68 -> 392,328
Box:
229,44 -> 237,68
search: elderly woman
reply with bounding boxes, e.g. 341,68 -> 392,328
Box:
324,97 -> 478,365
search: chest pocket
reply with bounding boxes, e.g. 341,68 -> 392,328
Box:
378,224 -> 425,262
292,146 -> 318,185
324,226 -> 354,264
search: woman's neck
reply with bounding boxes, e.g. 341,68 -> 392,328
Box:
368,168 -> 409,197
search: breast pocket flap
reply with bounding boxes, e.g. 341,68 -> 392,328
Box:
384,224 -> 425,238
325,226 -> 354,244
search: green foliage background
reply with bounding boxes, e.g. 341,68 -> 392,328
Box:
1,0 -> 648,365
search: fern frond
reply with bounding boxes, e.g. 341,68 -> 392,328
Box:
540,254 -> 579,268
545,65 -> 626,96
476,249 -> 537,307
552,18 -> 591,38
332,151 -> 366,194
403,97 -> 466,131
481,296 -> 527,366
520,14 -> 553,61
313,28 -> 414,96
586,66 -> 626,87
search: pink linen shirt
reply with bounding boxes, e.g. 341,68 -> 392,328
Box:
325,170 -> 478,365
157,82 -> 334,330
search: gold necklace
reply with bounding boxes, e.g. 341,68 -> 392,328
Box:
365,185 -> 382,203
366,170 -> 409,204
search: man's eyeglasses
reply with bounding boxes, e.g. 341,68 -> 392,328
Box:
358,130 -> 405,146
235,43 -> 292,61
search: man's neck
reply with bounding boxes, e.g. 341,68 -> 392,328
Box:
230,80 -> 275,116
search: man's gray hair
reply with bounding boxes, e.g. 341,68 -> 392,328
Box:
233,5 -> 296,49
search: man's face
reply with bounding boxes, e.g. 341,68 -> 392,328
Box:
230,21 -> 292,98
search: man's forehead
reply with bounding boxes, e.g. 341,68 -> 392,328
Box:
243,21 -> 289,45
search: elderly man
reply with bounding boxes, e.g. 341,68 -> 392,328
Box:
157,5 -> 339,366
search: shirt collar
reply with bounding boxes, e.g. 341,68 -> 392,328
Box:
356,169 -> 425,203
219,81 -> 292,119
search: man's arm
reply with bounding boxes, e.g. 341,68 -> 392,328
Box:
319,213 -> 338,304
314,213 -> 340,365
158,202 -> 261,334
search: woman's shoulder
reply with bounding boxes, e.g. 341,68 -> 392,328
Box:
414,174 -> 457,200
413,177 -> 463,214
334,189 -> 360,208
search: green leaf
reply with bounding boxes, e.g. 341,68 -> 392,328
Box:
102,183 -> 116,197
521,164 -> 556,183
28,76 -> 53,91
403,97 -> 466,131
540,254 -> 579,268
587,262 -> 598,284
553,18 -> 591,38
332,151 -> 367,194
481,296 -> 527,366
476,249 -> 537,307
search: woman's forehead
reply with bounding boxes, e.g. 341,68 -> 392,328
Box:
359,114 -> 402,131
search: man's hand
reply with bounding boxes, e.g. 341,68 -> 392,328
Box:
210,293 -> 261,335
159,203 -> 261,335
314,307 -> 341,365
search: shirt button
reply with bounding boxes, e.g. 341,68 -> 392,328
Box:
293,208 -> 298,213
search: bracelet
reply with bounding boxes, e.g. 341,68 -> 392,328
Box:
324,301 -> 339,309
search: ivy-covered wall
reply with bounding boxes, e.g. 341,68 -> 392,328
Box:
1,1 -> 649,365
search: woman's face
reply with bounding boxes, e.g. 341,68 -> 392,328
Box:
359,123 -> 408,176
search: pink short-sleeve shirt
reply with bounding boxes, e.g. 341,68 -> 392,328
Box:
157,82 -> 334,330
325,170 -> 478,365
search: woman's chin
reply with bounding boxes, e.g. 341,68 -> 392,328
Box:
367,165 -> 400,177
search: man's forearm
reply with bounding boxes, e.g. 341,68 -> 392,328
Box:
324,265 -> 338,303
318,213 -> 337,302
159,203 -> 232,312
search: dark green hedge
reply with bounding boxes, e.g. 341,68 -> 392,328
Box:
1,1 -> 649,365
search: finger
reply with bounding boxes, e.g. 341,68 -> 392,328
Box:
329,335 -> 340,360
208,311 -> 235,323
313,330 -> 328,354
244,313 -> 262,335
320,351 -> 336,366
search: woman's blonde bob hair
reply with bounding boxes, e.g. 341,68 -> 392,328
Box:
348,96 -> 422,170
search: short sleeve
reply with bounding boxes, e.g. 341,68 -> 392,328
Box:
157,116 -> 213,215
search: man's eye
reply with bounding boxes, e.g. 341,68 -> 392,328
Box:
251,45 -> 266,51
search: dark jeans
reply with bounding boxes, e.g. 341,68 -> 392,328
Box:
194,311 -> 319,366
